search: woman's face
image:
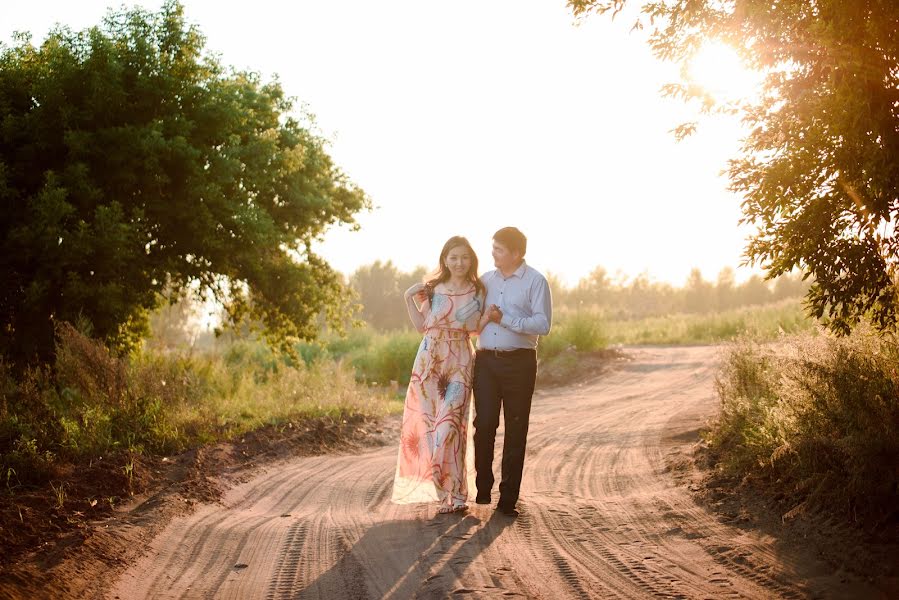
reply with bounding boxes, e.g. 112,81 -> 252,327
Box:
444,245 -> 473,279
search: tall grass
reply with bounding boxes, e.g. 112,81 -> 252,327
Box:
296,328 -> 422,387
604,299 -> 813,345
300,311 -> 610,389
296,302 -> 807,391
345,330 -> 423,386
539,310 -> 608,359
0,323 -> 395,485
709,328 -> 899,523
287,302 -> 811,392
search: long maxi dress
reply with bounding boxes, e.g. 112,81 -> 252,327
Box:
391,286 -> 483,506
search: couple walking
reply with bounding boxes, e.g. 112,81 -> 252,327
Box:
391,227 -> 553,515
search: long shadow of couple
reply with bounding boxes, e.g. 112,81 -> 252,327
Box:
293,510 -> 515,599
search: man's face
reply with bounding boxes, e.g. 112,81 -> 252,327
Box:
492,240 -> 520,271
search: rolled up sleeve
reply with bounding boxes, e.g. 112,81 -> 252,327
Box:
500,277 -> 552,336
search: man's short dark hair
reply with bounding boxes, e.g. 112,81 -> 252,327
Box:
493,227 -> 527,257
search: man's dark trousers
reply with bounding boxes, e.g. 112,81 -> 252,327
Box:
473,348 -> 538,510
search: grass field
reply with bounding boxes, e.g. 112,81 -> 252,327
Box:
292,300 -> 814,388
601,300 -> 814,345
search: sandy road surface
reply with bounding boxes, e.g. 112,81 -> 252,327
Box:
111,346 -> 828,599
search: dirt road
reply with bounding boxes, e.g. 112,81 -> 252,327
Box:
109,346 -> 848,599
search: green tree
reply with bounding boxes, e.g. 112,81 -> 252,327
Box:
145,290 -> 197,352
568,266 -> 611,308
569,0 -> 899,334
684,268 -> 713,313
715,267 -> 736,311
350,261 -> 426,330
0,1 -> 369,363
624,272 -> 671,316
736,274 -> 772,307
772,272 -> 810,301
544,271 -> 568,310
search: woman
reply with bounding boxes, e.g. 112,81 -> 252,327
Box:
391,236 -> 489,514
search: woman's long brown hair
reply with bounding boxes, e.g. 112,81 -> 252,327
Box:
424,236 -> 485,299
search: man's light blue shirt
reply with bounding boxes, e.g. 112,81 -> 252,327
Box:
478,261 -> 553,351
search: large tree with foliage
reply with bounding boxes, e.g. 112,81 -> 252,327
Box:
0,1 -> 369,362
570,0 -> 899,334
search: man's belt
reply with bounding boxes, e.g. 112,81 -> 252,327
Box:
477,348 -> 536,358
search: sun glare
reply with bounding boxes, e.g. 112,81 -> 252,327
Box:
686,40 -> 760,103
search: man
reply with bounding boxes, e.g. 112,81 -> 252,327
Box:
474,226 -> 552,516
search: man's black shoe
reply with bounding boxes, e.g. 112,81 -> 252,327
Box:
475,495 -> 492,505
496,503 -> 517,516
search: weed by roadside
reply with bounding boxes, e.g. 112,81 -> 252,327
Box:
708,328 -> 899,527
0,322 -> 400,568
604,300 -> 813,345
540,310 -> 607,359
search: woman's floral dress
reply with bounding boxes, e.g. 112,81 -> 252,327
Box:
391,286 -> 483,506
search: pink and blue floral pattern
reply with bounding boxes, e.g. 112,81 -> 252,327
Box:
392,287 -> 483,505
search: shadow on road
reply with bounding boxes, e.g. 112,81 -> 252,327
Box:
296,510 -> 513,599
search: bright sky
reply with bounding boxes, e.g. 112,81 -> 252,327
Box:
4,0 -> 764,287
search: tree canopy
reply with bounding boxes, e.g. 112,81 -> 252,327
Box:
569,0 -> 899,334
0,1 -> 369,362
350,261 -> 426,331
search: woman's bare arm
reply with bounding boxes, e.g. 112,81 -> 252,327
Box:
404,283 -> 428,333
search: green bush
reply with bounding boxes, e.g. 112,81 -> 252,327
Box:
297,327 -> 426,387
540,310 -> 607,359
709,328 -> 899,522
347,329 -> 422,386
0,360 -> 64,485
1,323 -> 393,486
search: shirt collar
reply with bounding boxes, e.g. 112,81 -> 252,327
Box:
500,260 -> 527,280
515,260 -> 527,278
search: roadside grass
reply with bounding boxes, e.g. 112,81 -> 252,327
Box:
603,300 -> 814,345
345,330 -> 423,388
300,310 -> 611,390
296,328 -> 421,391
707,328 -> 899,524
540,310 -> 608,358
0,300 -> 819,497
304,302 -> 811,389
1,323 -> 396,488
533,310 -> 610,384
